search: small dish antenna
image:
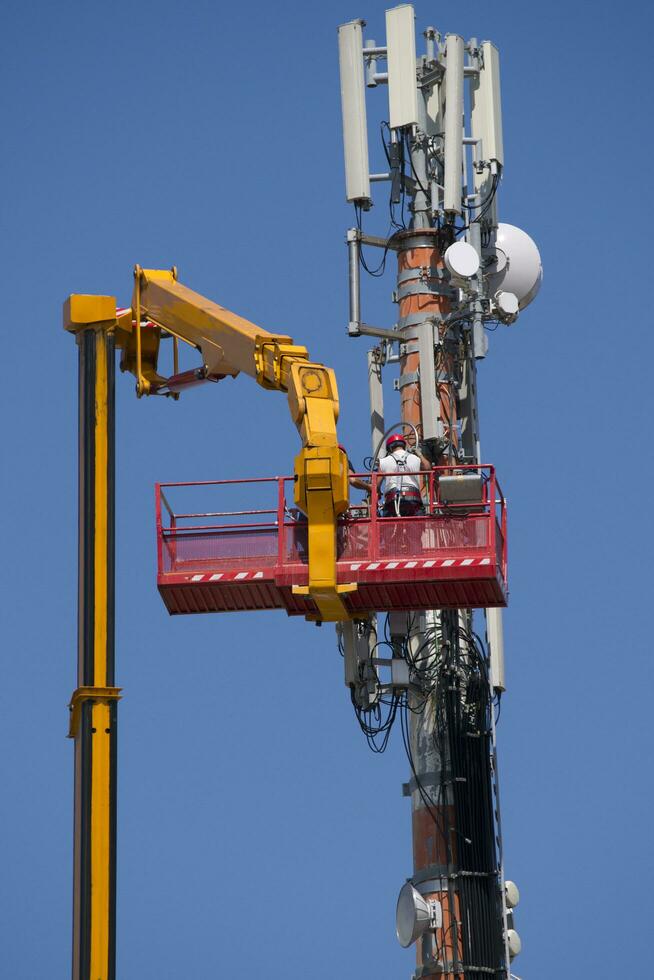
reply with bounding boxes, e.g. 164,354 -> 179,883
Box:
507,928 -> 522,959
505,880 -> 520,909
444,241 -> 480,281
395,882 -> 442,948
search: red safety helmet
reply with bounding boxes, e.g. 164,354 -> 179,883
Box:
386,433 -> 407,452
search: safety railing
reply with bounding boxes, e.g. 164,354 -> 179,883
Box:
155,465 -> 506,582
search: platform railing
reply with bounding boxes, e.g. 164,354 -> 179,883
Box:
155,465 -> 506,579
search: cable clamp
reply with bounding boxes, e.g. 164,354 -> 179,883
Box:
67,686 -> 122,739
394,370 -> 420,391
398,311 -> 452,331
402,770 -> 447,795
413,864 -> 451,884
396,281 -> 451,302
396,265 -> 447,285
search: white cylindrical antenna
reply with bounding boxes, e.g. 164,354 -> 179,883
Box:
338,20 -> 371,205
386,4 -> 419,129
470,41 -> 504,225
487,606 -> 506,692
443,34 -> 464,215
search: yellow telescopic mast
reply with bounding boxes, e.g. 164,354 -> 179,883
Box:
64,295 -> 122,980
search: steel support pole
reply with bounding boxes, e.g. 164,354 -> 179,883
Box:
66,309 -> 119,980
393,225 -> 464,980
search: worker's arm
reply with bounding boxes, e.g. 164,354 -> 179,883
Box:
344,457 -> 370,495
114,267 -> 355,622
410,452 -> 434,497
349,474 -> 371,493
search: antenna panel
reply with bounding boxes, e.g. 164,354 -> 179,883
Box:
470,42 -> 503,225
338,20 -> 371,204
443,34 -> 464,214
471,42 -> 504,167
424,75 -> 442,137
386,4 -> 418,129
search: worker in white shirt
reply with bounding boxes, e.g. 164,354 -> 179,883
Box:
378,433 -> 429,517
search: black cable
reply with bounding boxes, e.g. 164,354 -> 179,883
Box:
346,608 -> 507,974
474,167 -> 502,225
453,167 -> 502,239
403,130 -> 429,198
354,204 -> 392,278
380,121 -> 407,231
461,166 -> 501,214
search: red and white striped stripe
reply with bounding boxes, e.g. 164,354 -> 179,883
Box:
184,570 -> 269,583
346,557 -> 492,572
177,556 -> 492,584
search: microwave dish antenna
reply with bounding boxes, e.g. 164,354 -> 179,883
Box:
486,223 -> 543,310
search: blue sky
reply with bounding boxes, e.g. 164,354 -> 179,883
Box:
2,1 -> 652,977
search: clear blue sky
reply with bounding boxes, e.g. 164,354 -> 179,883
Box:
2,1 -> 652,977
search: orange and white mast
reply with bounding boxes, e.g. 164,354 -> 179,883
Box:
338,7 -> 542,977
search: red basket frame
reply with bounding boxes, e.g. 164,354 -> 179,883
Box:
155,465 -> 507,616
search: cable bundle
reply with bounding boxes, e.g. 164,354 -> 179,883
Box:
348,611 -> 507,977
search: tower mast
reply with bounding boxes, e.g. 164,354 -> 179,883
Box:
338,8 -> 541,976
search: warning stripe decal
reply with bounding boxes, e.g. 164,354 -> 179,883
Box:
179,557 -> 493,584
186,570 -> 268,582
346,557 -> 492,571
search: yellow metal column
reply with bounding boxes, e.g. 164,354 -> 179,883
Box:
64,296 -> 121,980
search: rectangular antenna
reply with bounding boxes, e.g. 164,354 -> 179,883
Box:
471,42 -> 504,166
487,607 -> 506,692
338,20 -> 371,204
471,41 -> 503,224
424,74 -> 442,136
386,4 -> 418,129
443,33 -> 464,215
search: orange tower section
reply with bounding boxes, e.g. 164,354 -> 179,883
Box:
396,227 -> 464,979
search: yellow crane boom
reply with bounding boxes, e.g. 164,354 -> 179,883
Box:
65,266 -> 356,623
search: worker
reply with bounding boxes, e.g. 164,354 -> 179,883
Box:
378,433 -> 428,517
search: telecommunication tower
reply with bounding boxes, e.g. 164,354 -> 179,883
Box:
337,7 -> 541,978
63,7 -> 540,978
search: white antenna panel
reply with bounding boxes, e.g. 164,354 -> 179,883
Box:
385,5 -> 418,129
471,42 -> 504,167
470,42 -> 503,225
443,34 -> 464,214
338,20 -> 371,204
424,75 -> 442,137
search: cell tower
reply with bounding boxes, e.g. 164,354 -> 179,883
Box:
63,8 -> 541,977
337,7 -> 541,978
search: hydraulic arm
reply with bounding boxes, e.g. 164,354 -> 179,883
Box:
67,266 -> 355,623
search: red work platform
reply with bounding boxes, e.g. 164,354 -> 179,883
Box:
156,465 -> 507,618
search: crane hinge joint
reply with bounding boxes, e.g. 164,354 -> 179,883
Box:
254,336 -> 308,390
67,686 -> 122,739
